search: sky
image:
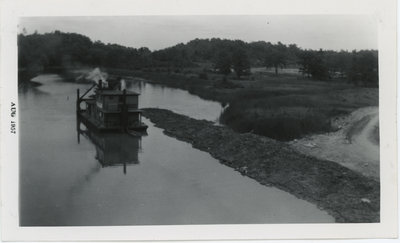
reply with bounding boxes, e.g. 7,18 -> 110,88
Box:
19,15 -> 378,51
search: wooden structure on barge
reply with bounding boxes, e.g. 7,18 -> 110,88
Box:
76,80 -> 148,132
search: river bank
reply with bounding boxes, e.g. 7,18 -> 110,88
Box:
105,68 -> 378,141
142,108 -> 380,223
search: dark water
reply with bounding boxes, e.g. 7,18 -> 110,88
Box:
19,74 -> 334,226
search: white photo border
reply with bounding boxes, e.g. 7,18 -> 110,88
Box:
1,0 -> 397,240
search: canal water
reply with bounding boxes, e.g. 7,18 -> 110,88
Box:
19,74 -> 334,226
125,78 -> 224,122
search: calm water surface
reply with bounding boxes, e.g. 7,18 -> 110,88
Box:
19,74 -> 334,226
125,78 -> 224,122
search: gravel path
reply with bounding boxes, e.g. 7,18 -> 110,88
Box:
289,107 -> 379,181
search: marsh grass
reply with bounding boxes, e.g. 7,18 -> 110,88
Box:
220,99 -> 334,141
103,68 -> 378,141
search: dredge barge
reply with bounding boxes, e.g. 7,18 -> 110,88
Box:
76,79 -> 148,132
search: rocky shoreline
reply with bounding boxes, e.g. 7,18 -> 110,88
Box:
142,108 -> 380,223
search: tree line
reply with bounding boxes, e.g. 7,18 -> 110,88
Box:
18,31 -> 378,86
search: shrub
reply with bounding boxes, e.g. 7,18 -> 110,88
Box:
198,72 -> 208,80
220,104 -> 332,141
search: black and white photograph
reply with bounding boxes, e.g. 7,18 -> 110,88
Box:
1,0 -> 397,241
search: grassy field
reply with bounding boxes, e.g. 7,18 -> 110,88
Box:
105,67 -> 378,141
220,75 -> 378,140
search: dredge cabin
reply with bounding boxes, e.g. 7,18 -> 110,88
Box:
77,80 -> 148,132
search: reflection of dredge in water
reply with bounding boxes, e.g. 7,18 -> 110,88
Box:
77,118 -> 144,174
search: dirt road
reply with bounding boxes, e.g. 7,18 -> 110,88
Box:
289,107 -> 379,181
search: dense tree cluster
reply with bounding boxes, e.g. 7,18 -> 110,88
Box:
18,31 -> 379,86
18,31 -> 152,73
298,49 -> 329,80
298,49 -> 378,86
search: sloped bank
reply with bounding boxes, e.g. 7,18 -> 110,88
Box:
142,108 -> 380,223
